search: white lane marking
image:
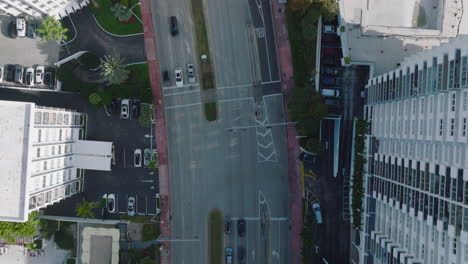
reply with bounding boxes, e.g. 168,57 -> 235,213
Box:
164,89 -> 200,97
230,217 -> 288,221
165,102 -> 202,110
163,83 -> 199,90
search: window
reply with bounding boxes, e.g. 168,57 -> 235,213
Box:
37,129 -> 42,142
464,92 -> 468,111
51,146 -> 55,155
59,129 -> 62,141
58,145 -> 62,154
36,148 -> 40,158
413,100 -> 416,114
440,94 -> 444,112
450,118 -> 455,136
421,98 -> 425,113
34,112 -> 42,124
420,120 -> 423,135
440,119 -> 444,136
453,238 -> 457,255
463,118 -> 467,137
451,93 -> 456,112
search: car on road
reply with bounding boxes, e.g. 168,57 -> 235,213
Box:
8,21 -> 17,39
132,99 -> 141,118
127,197 -> 135,216
321,88 -> 340,98
312,203 -> 323,224
225,216 -> 231,234
187,64 -> 196,83
134,149 -> 142,167
170,16 -> 179,36
25,67 -> 34,86
238,246 -> 246,264
0,65 -> 4,82
26,20 -> 37,38
16,18 -> 26,37
323,25 -> 336,34
107,194 -> 116,213
322,77 -> 335,86
162,70 -> 170,85
143,148 -> 151,168
35,66 -> 45,84
225,247 -> 233,264
14,65 -> 24,84
237,219 -> 245,237
121,99 -> 130,119
174,68 -> 183,87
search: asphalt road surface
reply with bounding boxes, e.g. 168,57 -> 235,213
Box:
150,0 -> 289,263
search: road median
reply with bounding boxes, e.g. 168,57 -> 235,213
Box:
208,209 -> 222,264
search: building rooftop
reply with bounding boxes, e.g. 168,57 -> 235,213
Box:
0,100 -> 33,222
81,227 -> 119,264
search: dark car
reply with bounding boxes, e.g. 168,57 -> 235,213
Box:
110,98 -> 122,115
237,219 -> 245,237
225,216 -> 231,234
162,70 -> 170,85
237,246 -> 246,264
170,16 -> 178,36
26,20 -> 37,38
322,77 -> 335,86
8,21 -> 17,39
323,67 -> 339,75
132,99 -> 141,118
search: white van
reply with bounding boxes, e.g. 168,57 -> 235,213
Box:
321,88 -> 340,97
312,203 -> 323,224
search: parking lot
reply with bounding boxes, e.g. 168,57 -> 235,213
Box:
0,15 -> 58,89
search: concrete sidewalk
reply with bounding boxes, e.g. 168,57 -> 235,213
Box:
139,0 -> 171,263
269,2 -> 302,264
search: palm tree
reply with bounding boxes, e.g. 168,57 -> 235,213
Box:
76,199 -> 100,219
100,55 -> 130,85
37,16 -> 69,43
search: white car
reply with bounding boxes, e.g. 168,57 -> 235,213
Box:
174,68 -> 183,87
16,18 -> 26,37
127,197 -> 135,216
121,99 -> 130,119
35,66 -> 45,85
134,149 -> 142,167
107,194 -> 116,213
0,65 -> 4,82
25,67 -> 35,86
187,64 -> 196,83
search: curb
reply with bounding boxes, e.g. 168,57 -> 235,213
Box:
91,13 -> 144,38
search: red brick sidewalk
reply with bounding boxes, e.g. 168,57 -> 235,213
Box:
269,2 -> 303,264
139,0 -> 171,263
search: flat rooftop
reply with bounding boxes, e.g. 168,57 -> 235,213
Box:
81,227 -> 119,264
0,100 -> 33,222
90,236 -> 112,264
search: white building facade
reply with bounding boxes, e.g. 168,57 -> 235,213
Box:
359,36 -> 468,264
0,100 -> 112,222
0,0 -> 89,18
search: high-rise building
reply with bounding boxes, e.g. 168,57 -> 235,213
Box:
0,100 -> 112,222
0,0 -> 88,18
358,35 -> 468,263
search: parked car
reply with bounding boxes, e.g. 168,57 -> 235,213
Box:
107,194 -> 116,213
132,99 -> 141,118
237,219 -> 245,237
162,70 -> 170,85
0,65 -> 4,82
321,88 -> 340,97
121,99 -> 130,119
238,246 -> 246,264
225,247 -> 233,264
323,25 -> 336,34
25,67 -> 34,86
26,20 -> 37,38
143,148 -> 151,168
174,68 -> 183,87
225,216 -> 231,234
8,21 -> 17,39
187,64 -> 196,83
322,48 -> 340,56
322,67 -> 339,75
14,65 -> 24,84
312,203 -> 323,224
170,16 -> 178,36
134,149 -> 142,167
323,98 -> 341,106
322,77 -> 335,86
16,18 -> 26,37
44,71 -> 53,85
127,197 -> 135,216
35,66 -> 45,84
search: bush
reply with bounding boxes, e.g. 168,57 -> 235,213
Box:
351,119 -> 368,231
142,224 -> 160,242
39,220 -> 58,240
344,57 -> 351,64
139,104 -> 152,128
0,212 -> 40,242
89,93 -> 102,105
78,52 -> 101,70
110,4 -> 133,22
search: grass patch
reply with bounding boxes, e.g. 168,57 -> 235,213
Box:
54,227 -> 74,250
301,199 -> 315,262
121,215 -> 152,223
208,209 -> 222,264
204,102 -> 217,121
351,119 -> 368,231
139,103 -> 153,128
90,0 -> 143,35
132,5 -> 142,20
190,0 -> 218,121
78,52 -> 101,70
142,224 -> 160,242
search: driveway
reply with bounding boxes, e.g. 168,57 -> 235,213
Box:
60,7 -> 146,64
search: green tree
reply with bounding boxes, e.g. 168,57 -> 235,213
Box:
110,4 -> 133,22
0,212 -> 40,242
100,55 -> 130,85
37,16 -> 69,43
76,199 -> 100,219
88,92 -> 102,105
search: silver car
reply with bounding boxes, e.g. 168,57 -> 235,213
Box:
127,197 -> 135,216
187,64 -> 196,83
